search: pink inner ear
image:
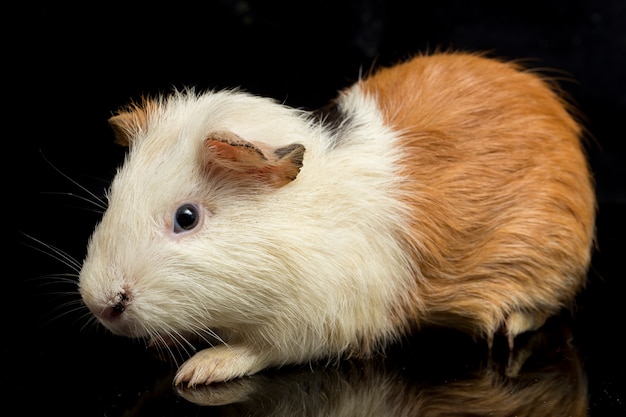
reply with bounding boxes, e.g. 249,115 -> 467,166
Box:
205,138 -> 269,170
203,133 -> 305,187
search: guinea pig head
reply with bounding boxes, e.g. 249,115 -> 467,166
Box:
78,96 -> 306,345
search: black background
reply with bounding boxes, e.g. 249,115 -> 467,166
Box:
8,1 -> 625,416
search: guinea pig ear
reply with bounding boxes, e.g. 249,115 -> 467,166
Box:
108,99 -> 157,146
204,131 -> 305,187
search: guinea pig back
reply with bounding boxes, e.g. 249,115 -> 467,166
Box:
78,52 -> 595,386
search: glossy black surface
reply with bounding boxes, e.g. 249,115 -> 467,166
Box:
8,1 -> 625,415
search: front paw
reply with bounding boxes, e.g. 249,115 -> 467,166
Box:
174,345 -> 266,387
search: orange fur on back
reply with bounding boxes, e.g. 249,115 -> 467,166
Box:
360,52 -> 595,337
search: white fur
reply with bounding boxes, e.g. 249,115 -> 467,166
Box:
79,87 -> 420,384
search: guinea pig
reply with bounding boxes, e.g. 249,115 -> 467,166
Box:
78,51 -> 596,387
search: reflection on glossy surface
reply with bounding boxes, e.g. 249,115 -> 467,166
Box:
172,316 -> 586,417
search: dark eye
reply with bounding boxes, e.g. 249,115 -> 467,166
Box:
174,204 -> 200,233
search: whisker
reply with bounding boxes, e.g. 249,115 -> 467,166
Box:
79,311 -> 105,334
188,318 -> 227,348
40,191 -> 106,215
45,299 -> 87,324
149,329 -> 185,367
20,233 -> 82,273
26,273 -> 78,287
38,149 -> 108,211
18,232 -> 92,337
30,287 -> 92,335
169,328 -> 198,357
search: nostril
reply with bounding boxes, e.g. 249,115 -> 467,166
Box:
104,292 -> 129,320
111,301 -> 125,314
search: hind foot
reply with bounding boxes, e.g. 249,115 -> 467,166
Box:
503,310 -> 548,350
